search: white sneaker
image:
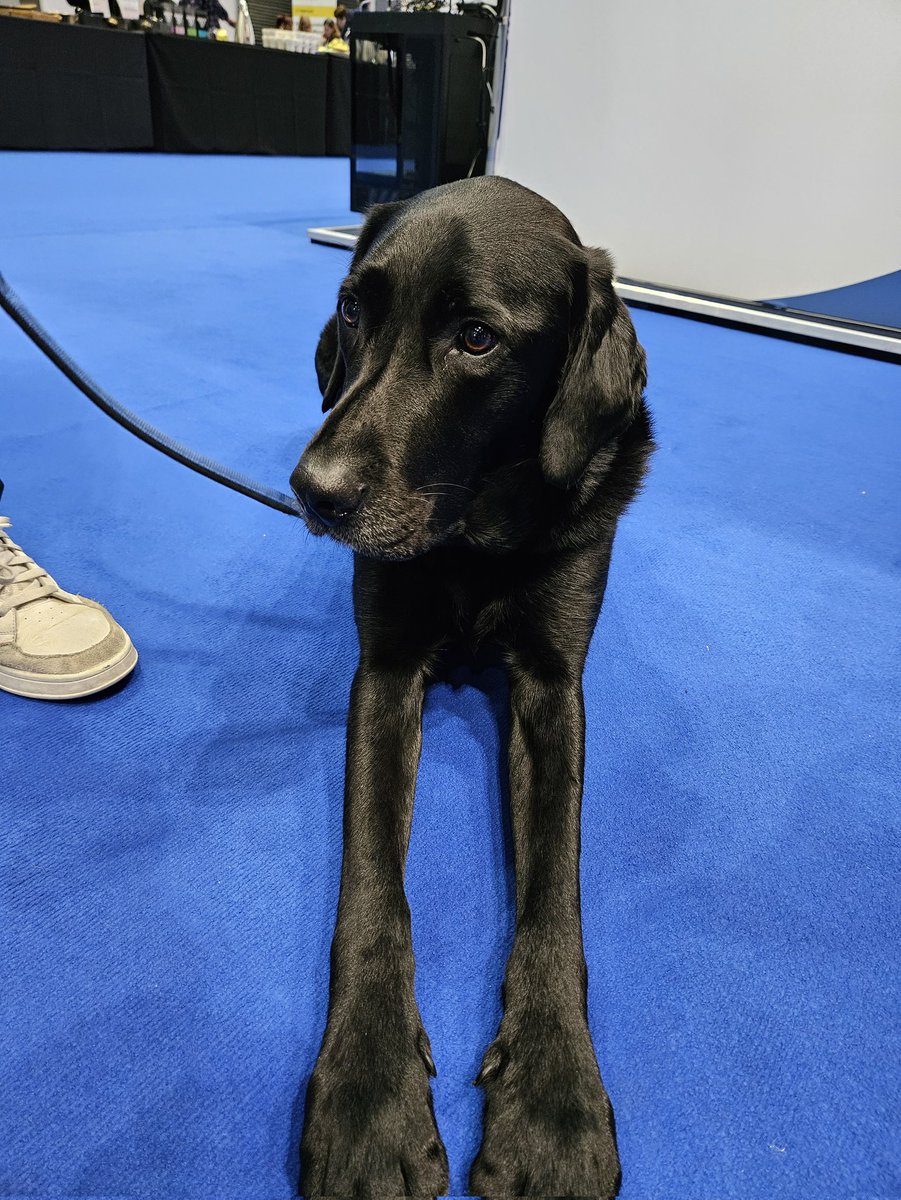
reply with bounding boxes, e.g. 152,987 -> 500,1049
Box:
0,516 -> 138,700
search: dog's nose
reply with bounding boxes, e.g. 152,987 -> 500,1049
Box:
291,460 -> 367,527
306,482 -> 366,527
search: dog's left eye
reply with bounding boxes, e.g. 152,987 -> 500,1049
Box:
339,295 -> 360,327
458,322 -> 498,356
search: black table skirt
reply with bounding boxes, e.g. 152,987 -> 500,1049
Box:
325,49 -> 350,156
0,18 -> 153,150
147,34 -> 346,156
0,18 -> 351,156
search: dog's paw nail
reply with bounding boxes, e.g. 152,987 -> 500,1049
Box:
475,1040 -> 504,1086
418,1027 -> 437,1076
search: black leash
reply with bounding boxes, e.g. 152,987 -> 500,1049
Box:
0,272 -> 302,518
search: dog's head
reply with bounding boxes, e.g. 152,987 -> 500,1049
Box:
291,176 -> 645,559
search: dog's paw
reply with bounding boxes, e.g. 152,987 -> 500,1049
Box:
300,1024 -> 448,1198
470,1021 -> 620,1199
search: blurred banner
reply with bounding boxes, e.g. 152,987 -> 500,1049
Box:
290,2 -> 332,23
494,0 -> 901,334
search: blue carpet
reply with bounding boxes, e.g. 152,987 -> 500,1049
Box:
769,267 -> 901,330
1,153 -> 899,1200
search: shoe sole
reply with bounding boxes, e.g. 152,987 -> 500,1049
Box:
0,640 -> 138,700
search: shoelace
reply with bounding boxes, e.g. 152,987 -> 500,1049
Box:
0,517 -> 62,615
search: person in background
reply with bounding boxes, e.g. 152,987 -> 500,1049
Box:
299,14 -> 311,30
334,4 -> 348,39
203,0 -> 235,32
319,15 -> 348,52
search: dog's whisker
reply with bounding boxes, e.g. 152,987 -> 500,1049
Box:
415,482 -> 474,493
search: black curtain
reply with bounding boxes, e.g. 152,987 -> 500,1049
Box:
146,34 -> 329,155
0,18 -> 152,151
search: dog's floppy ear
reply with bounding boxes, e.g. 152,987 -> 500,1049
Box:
540,247 -> 647,489
316,201 -> 408,413
315,314 -> 343,412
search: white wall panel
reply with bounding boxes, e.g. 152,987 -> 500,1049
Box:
493,0 -> 901,299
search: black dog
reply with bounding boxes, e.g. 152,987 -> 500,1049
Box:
291,176 -> 653,1198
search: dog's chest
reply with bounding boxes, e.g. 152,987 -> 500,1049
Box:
441,566 -> 518,657
424,546 -> 538,662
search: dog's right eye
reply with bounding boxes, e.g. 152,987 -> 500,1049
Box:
458,322 -> 498,356
339,296 -> 360,327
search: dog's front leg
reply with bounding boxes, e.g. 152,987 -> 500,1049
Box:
471,658 -> 621,1199
300,662 -> 448,1198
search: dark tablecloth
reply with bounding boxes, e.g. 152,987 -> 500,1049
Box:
325,51 -> 349,156
146,34 -> 347,156
0,17 -> 153,151
0,19 -> 351,156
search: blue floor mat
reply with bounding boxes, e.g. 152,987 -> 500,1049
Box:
1,153 -> 899,1200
